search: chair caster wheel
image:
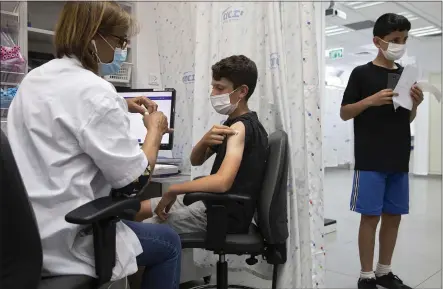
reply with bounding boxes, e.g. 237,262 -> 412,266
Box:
203,275 -> 211,284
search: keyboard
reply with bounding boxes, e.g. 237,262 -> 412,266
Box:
152,164 -> 179,176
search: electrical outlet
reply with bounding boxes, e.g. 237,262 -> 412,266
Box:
148,73 -> 160,86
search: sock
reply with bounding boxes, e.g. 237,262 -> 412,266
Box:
375,263 -> 391,277
360,271 -> 376,280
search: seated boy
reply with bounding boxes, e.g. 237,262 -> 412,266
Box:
135,55 -> 268,234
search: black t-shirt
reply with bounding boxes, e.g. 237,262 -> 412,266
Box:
342,62 -> 411,172
208,111 -> 268,233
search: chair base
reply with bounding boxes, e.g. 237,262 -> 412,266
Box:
188,254 -> 277,289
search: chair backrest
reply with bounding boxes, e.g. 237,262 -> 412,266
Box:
255,130 -> 289,245
0,129 -> 42,289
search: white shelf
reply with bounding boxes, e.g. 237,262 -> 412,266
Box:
117,1 -> 133,9
0,82 -> 19,86
27,27 -> 130,48
0,10 -> 19,17
28,27 -> 54,43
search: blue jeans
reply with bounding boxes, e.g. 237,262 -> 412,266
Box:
124,221 -> 181,289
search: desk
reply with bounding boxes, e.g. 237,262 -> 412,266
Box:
142,174 -> 212,284
138,174 -> 191,200
151,173 -> 192,187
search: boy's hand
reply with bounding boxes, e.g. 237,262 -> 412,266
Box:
154,191 -> 177,221
202,125 -> 237,146
365,89 -> 398,107
410,85 -> 424,107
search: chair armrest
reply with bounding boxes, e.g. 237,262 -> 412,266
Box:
183,192 -> 251,206
65,196 -> 140,225
64,196 -> 140,286
183,192 -> 252,252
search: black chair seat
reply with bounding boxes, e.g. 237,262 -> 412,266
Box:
38,275 -> 128,289
180,224 -> 264,254
38,275 -> 95,289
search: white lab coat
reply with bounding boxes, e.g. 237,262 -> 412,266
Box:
7,57 -> 145,280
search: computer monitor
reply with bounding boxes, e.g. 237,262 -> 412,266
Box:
117,88 -> 176,150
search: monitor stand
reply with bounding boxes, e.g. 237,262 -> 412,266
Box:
158,150 -> 173,159
157,150 -> 181,164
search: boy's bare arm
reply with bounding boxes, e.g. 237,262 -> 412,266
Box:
190,125 -> 236,166
168,121 -> 246,194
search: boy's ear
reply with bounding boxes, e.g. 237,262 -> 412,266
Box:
373,37 -> 380,49
240,85 -> 249,100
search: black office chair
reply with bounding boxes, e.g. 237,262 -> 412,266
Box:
0,130 -> 139,289
180,130 -> 289,289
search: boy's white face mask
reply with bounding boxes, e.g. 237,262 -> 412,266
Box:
210,88 -> 241,115
379,38 -> 406,61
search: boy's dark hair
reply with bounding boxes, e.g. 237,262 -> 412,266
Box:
212,55 -> 258,100
373,13 -> 411,38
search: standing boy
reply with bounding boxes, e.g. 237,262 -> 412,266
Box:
340,13 -> 424,289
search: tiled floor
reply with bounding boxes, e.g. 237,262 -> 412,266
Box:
180,170 -> 442,288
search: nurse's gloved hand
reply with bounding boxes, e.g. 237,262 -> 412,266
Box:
126,96 -> 158,114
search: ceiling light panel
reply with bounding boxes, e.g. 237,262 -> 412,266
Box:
345,1 -> 385,9
326,30 -> 351,37
397,11 -> 419,21
326,26 -> 339,31
410,26 -> 435,33
413,29 -> 442,37
325,25 -> 352,37
326,28 -> 347,33
410,26 -> 442,37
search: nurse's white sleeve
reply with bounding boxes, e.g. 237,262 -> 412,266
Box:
77,100 -> 148,189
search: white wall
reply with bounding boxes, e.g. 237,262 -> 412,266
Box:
413,91 -> 430,175
428,73 -> 442,175
409,38 -> 442,75
132,2 -> 162,89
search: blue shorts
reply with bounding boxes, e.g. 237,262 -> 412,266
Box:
350,170 -> 409,216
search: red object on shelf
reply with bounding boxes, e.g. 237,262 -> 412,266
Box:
1,45 -> 26,85
1,45 -> 25,64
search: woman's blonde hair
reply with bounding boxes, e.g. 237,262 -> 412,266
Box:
54,1 -> 137,74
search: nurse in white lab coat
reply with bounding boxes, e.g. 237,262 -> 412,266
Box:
7,2 -> 181,289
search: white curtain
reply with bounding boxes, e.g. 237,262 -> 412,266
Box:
152,2 -> 324,287
149,2 -> 197,173
322,86 -> 354,168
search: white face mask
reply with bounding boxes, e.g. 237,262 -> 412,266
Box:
379,39 -> 406,61
210,88 -> 241,115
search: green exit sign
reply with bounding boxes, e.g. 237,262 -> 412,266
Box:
329,48 -> 344,60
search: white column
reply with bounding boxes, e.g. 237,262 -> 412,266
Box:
316,1 -> 326,171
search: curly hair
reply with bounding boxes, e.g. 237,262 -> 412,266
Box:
212,55 -> 258,100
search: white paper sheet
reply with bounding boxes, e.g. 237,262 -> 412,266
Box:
393,65 -> 418,111
416,81 -> 442,102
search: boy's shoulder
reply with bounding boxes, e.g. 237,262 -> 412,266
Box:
352,62 -> 372,76
352,61 -> 403,75
224,111 -> 268,147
